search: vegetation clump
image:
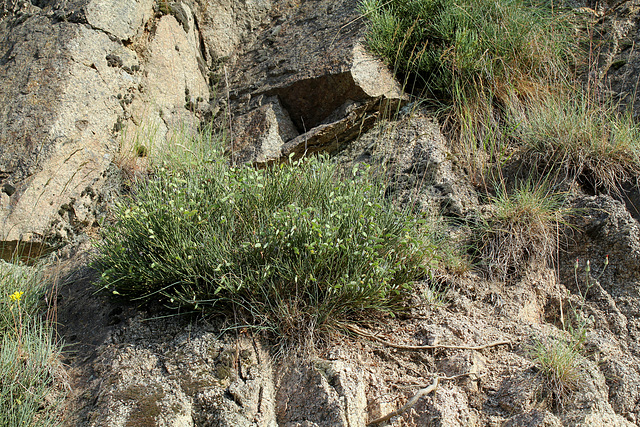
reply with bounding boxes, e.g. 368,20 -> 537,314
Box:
530,336 -> 582,405
514,93 -> 640,193
473,180 -> 566,280
360,0 -> 577,147
362,0 -> 640,191
95,136 -> 441,344
0,260 -> 62,426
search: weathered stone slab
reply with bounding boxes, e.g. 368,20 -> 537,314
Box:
85,0 -> 154,41
193,0 -> 271,64
126,10 -> 209,146
224,0 -> 405,164
0,0 -> 208,243
281,98 -> 395,160
231,96 -> 298,163
275,360 -> 367,427
0,16 -> 127,242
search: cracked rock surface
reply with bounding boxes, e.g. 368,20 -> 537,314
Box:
0,0 -> 207,243
4,0 -> 640,425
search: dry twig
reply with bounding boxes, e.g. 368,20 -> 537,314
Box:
346,325 -> 509,424
366,373 -> 474,425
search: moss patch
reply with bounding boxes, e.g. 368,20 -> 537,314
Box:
118,384 -> 165,427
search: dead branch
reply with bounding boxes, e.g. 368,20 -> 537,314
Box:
366,373 -> 473,425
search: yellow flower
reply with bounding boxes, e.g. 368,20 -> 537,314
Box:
9,291 -> 24,302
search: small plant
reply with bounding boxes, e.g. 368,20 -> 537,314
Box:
422,282 -> 449,308
528,256 -> 609,408
116,121 -> 221,190
361,0 -> 576,95
157,0 -> 171,15
0,260 -> 63,426
559,256 -> 606,347
530,336 -> 582,405
473,179 -> 566,281
573,255 -> 608,302
0,324 -> 62,426
514,93 -> 640,193
95,134 -> 442,345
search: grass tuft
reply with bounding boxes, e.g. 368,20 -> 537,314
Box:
0,325 -> 62,426
514,93 -> 640,194
95,133 -> 442,345
473,180 -> 566,281
530,337 -> 582,405
361,1 -> 640,194
0,259 -> 63,426
0,261 -> 48,335
360,0 -> 578,154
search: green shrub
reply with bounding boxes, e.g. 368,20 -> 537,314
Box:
95,147 -> 440,343
514,93 -> 640,193
473,180 -> 566,280
360,0 -> 577,143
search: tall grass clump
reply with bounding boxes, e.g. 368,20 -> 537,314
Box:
473,180 -> 566,280
95,135 -> 441,344
513,93 -> 640,193
0,260 -> 63,426
116,120 -> 213,188
0,261 -> 48,334
360,0 -> 578,152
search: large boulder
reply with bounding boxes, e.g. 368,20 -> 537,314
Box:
87,329 -> 277,426
0,0 -> 209,244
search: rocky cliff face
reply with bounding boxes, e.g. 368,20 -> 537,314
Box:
0,0 -> 403,245
3,0 -> 640,425
0,0 -> 214,243
0,0 -> 395,243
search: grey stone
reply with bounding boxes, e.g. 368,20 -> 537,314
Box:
224,0 -> 405,164
594,1 -> 640,120
0,16 -> 128,242
231,96 -> 298,164
602,358 -> 640,418
280,98 -> 390,161
561,195 -> 640,335
126,11 -> 209,148
402,383 -> 480,427
334,110 -> 479,217
85,0 -> 154,41
560,357 -> 635,426
69,314 -> 277,426
193,0 -> 271,65
276,359 -> 366,427
495,366 -> 545,414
